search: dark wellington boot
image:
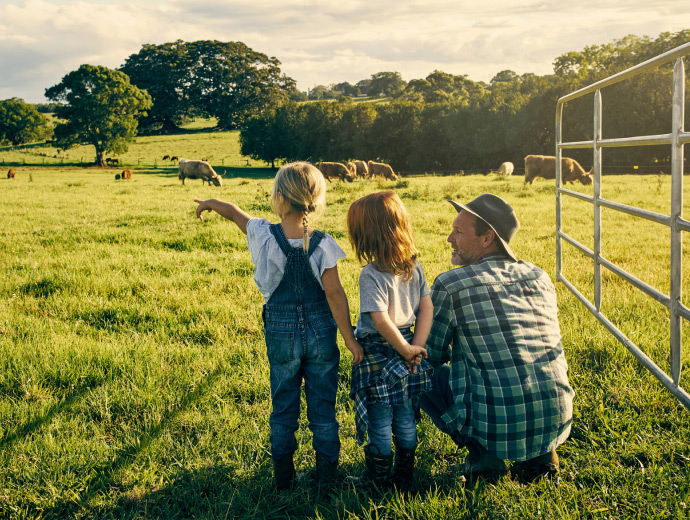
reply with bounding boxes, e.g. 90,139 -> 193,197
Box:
314,453 -> 339,495
273,452 -> 296,491
512,450 -> 559,482
345,445 -> 393,492
462,439 -> 507,483
392,440 -> 416,492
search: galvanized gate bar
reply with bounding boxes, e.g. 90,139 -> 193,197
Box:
559,275 -> 690,409
559,42 -> 690,103
669,57 -> 684,384
597,199 -> 670,226
555,42 -> 689,409
558,231 -> 594,258
593,90 -> 603,311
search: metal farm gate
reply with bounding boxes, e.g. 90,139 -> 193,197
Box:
556,42 -> 690,409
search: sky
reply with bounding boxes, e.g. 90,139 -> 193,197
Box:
1,0 -> 689,103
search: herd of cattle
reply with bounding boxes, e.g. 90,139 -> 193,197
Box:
4,155 -> 594,187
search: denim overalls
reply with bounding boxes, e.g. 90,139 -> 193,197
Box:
262,224 -> 341,463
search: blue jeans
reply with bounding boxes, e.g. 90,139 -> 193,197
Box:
266,307 -> 341,463
367,399 -> 417,456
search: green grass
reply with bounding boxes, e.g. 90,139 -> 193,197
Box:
0,168 -> 689,519
0,120 -> 269,171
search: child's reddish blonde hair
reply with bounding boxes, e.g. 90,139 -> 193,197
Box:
347,191 -> 418,280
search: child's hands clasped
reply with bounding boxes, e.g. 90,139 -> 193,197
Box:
401,344 -> 427,373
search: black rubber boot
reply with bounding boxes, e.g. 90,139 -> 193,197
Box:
314,453 -> 339,495
512,450 -> 559,482
273,452 -> 295,491
345,445 -> 393,492
462,439 -> 507,482
392,440 -> 416,492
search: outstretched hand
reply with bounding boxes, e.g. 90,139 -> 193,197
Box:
194,199 -> 212,220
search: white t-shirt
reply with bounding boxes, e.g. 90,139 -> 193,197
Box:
246,218 -> 346,303
355,261 -> 430,337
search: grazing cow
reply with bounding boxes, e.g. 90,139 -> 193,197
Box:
121,169 -> 132,180
367,160 -> 398,181
162,155 -> 170,160
496,162 -> 514,176
170,156 -> 179,162
178,159 -> 223,186
318,162 -> 355,182
352,160 -> 369,178
524,155 -> 593,185
7,168 -> 15,179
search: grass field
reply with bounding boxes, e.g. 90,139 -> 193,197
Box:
1,163 -> 689,519
0,119 -> 270,171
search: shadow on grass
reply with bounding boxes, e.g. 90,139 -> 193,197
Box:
31,361 -> 230,519
0,382 -> 106,449
85,459 -> 492,519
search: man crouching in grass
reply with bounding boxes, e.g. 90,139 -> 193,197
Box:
420,193 -> 574,482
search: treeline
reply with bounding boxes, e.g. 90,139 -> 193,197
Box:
242,31 -> 690,172
2,30 -> 689,169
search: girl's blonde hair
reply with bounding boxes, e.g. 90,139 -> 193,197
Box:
347,191 -> 418,280
271,162 -> 327,252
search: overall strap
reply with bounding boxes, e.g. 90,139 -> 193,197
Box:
268,223 -> 292,257
269,224 -> 326,258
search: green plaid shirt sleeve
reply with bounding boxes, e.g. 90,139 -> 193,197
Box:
426,281 -> 454,366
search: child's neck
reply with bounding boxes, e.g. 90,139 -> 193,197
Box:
280,212 -> 312,239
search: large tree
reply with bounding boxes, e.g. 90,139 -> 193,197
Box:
188,40 -> 294,130
0,98 -> 50,146
119,40 -> 196,133
120,40 -> 295,132
45,64 -> 152,166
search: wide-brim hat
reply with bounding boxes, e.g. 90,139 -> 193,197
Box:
448,193 -> 519,261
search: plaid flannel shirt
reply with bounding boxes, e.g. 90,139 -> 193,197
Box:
350,329 -> 433,445
426,253 -> 574,461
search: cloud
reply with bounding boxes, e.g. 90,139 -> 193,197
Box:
0,0 -> 688,102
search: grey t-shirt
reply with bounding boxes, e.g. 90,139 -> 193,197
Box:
355,261 -> 430,338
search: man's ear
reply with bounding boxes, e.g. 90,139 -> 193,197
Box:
481,228 -> 496,248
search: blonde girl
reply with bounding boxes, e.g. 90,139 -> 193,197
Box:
195,162 -> 362,493
345,190 -> 433,492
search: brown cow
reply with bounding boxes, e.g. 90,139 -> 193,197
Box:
121,169 -> 132,180
170,156 -> 179,162
162,155 -> 171,160
352,160 -> 369,178
178,159 -> 223,186
524,155 -> 592,185
318,162 -> 355,182
7,168 -> 15,179
496,161 -> 514,176
367,160 -> 398,181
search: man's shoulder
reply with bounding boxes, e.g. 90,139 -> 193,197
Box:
433,258 -> 549,290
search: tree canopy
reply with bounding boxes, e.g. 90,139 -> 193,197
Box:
239,29 -> 690,173
0,97 -> 50,146
120,40 -> 295,132
45,64 -> 152,166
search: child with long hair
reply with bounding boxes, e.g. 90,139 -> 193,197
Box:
194,162 -> 363,493
345,191 -> 433,492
